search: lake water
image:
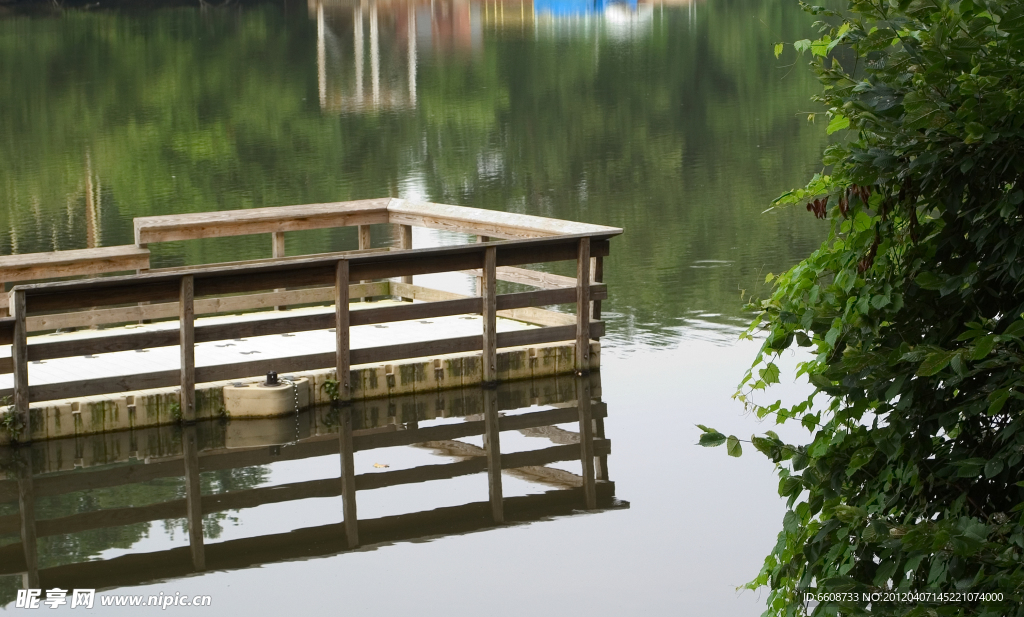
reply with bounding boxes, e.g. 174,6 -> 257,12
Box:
0,0 -> 828,613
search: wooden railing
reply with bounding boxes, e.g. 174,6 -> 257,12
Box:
0,376 -> 620,591
1,232 -> 614,434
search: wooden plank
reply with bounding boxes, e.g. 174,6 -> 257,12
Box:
484,388 -> 504,522
336,261 -> 351,403
576,238 -> 591,373
463,266 -> 577,290
180,275 -> 196,423
0,246 -> 150,284
272,232 -> 286,259
340,407 -> 358,547
482,246 -> 497,384
24,282 -> 389,332
358,225 -> 372,251
147,246 -> 392,275
387,198 -> 622,240
13,290 -> 29,433
134,199 -> 391,244
25,280 -> 182,315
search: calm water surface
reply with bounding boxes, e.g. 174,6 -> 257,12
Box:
0,0 -> 828,613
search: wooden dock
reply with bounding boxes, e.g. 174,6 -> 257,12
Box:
0,199 -> 621,444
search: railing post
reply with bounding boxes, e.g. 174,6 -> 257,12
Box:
17,449 -> 38,589
335,260 -> 351,404
358,225 -> 372,301
483,387 -> 504,523
12,289 -> 29,438
179,275 -> 195,423
482,246 -> 497,384
475,236 -> 489,295
576,238 -> 591,374
398,224 -> 413,300
272,231 -> 287,311
576,375 -> 597,510
183,424 -> 205,571
339,406 -> 359,547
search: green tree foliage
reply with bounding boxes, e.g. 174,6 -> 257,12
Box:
702,0 -> 1024,615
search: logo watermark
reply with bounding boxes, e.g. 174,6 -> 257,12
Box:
16,589 -> 212,610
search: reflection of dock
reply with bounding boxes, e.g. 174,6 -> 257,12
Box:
312,0 -> 486,113
0,375 -> 622,595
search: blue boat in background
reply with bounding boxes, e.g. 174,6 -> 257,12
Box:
533,0 -> 638,17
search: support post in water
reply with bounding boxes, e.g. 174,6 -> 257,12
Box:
17,450 -> 38,589
335,260 -> 351,404
576,238 -> 591,374
482,246 -> 497,384
272,231 -> 286,310
591,254 -> 603,325
183,425 -> 206,571
339,407 -> 359,547
483,387 -> 504,523
12,289 -> 29,437
179,275 -> 196,423
577,375 -> 597,510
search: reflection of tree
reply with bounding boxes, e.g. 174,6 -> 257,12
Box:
0,0 -> 826,340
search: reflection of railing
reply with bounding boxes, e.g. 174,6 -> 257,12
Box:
0,198 -> 621,442
0,375 -> 620,592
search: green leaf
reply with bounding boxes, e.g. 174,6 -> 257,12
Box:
793,39 -> 812,53
917,350 -> 954,376
759,362 -> 781,385
973,335 -> 995,360
915,271 -> 943,289
965,122 -> 986,140
774,43 -> 784,59
826,114 -> 851,135
984,458 -> 1004,478
698,431 -> 727,447
726,435 -> 743,457
988,389 -> 1010,416
1004,320 -> 1024,338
